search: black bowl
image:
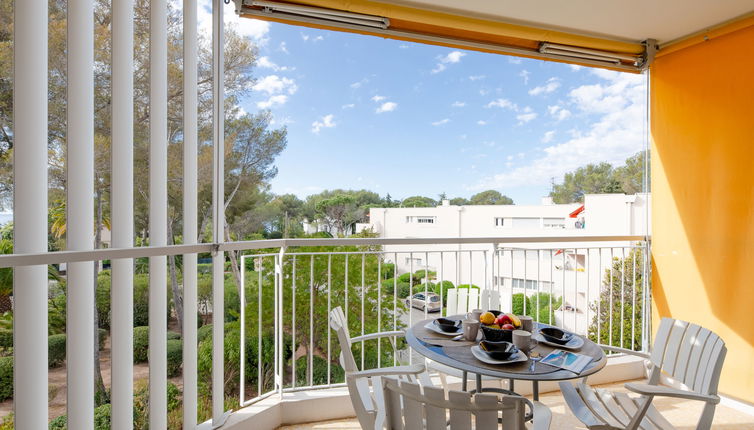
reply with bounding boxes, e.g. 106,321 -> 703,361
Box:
539,327 -> 574,345
479,340 -> 518,360
433,318 -> 461,333
481,325 -> 513,342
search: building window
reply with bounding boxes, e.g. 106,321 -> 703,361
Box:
509,277 -> 554,290
494,217 -> 510,227
543,217 -> 566,229
406,216 -> 436,224
405,257 -> 423,266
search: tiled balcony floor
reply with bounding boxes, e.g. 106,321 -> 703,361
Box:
278,380 -> 754,430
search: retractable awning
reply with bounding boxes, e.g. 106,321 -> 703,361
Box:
233,0 -> 654,73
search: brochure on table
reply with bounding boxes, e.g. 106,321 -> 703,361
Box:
540,350 -> 593,373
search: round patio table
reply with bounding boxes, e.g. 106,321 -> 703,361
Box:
405,316 -> 607,401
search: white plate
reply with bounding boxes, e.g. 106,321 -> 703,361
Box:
424,321 -> 462,336
533,332 -> 585,350
470,346 -> 529,365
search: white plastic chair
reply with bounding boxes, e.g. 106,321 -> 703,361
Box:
380,376 -> 552,430
329,306 -> 433,430
480,289 -> 501,311
559,317 -> 727,430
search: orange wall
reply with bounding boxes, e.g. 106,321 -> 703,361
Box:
651,24 -> 754,403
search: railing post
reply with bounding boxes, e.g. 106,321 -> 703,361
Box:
276,246 -> 287,396
12,0 -> 49,427
67,0 -> 96,427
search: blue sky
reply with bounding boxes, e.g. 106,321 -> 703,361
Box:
210,4 -> 649,205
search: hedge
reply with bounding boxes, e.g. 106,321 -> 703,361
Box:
295,355 -> 344,387
0,330 -> 11,348
132,380 -> 181,429
167,339 -> 183,377
167,331 -> 181,341
0,356 -> 12,401
197,324 -> 213,343
49,334 -> 67,367
133,326 -> 149,363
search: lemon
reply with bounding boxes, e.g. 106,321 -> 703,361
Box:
480,311 -> 496,325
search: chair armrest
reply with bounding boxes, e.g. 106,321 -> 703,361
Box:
624,382 -> 720,404
600,345 -> 650,359
350,330 -> 405,343
530,401 -> 552,430
347,363 -> 426,380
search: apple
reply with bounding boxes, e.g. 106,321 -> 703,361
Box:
499,314 -> 513,325
501,323 -> 515,330
494,315 -> 506,326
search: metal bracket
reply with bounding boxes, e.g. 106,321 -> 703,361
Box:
640,38 -> 658,71
210,243 -> 220,256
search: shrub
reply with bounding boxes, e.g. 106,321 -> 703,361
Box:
96,271 -> 112,329
397,272 -> 414,284
197,263 -> 212,274
0,330 -> 11,348
197,324 -> 213,343
167,331 -> 181,341
132,379 -> 181,429
381,263 -> 395,280
0,413 -> 13,430
98,328 -> 108,350
0,356 -> 12,401
381,277 -> 396,294
48,333 -> 67,367
295,355 -> 344,387
94,403 -> 111,430
48,414 -> 67,430
512,293 -> 530,316
396,282 -> 411,299
133,274 -> 150,327
133,326 -> 149,363
432,280 -> 455,305
167,339 -> 183,377
413,270 -> 436,281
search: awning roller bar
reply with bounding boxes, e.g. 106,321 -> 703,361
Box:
236,0 -> 652,72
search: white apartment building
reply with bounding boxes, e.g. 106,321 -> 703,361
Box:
366,193 -> 651,333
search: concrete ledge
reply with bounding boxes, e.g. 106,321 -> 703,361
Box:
224,354 -> 647,430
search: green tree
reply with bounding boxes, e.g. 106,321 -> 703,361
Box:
588,247 -> 647,351
400,196 -> 436,207
449,197 -> 469,206
469,190 -> 514,205
614,151 -> 650,194
315,194 -> 364,235
549,162 -> 621,203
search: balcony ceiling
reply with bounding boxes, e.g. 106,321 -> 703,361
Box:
376,0 -> 754,44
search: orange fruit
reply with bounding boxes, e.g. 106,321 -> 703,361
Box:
480,312 -> 496,325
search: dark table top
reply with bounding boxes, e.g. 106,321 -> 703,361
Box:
406,316 -> 607,382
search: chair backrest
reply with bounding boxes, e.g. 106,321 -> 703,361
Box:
329,306 -> 359,373
446,288 -> 458,316
380,377 -> 529,430
480,289 -> 501,311
649,317 -> 727,396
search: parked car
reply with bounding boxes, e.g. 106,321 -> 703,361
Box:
405,292 -> 441,312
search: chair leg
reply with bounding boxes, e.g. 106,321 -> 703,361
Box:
462,370 -> 467,391
696,403 -> 717,430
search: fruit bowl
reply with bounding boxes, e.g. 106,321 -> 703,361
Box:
539,327 -> 574,345
481,325 -> 514,342
479,340 -> 518,360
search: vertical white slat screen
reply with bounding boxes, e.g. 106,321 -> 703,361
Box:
111,0 -> 135,428
183,0 -> 199,427
12,0 -> 49,428
149,0 -> 169,427
211,0 -> 227,424
66,0 -> 96,428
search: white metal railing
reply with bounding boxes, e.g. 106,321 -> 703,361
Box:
235,236 -> 650,407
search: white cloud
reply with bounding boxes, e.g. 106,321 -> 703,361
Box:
519,70 -> 530,85
477,120 -> 487,126
432,50 -> 466,73
279,42 -> 289,54
371,95 -> 386,102
257,56 -> 293,72
469,75 -> 485,81
252,75 -> 297,95
528,77 -> 561,96
376,102 -> 397,113
516,111 -> 538,123
473,72 -> 647,191
197,3 -> 269,43
542,130 -> 556,143
301,33 -> 324,42
547,105 -> 572,121
508,57 -> 523,64
452,101 -> 466,107
569,64 -> 583,71
257,95 -> 288,109
350,78 -> 369,89
311,114 -> 336,134
341,103 -> 355,109
486,98 -> 517,110
431,118 -> 450,126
